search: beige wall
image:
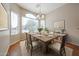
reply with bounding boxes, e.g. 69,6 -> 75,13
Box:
46,4 -> 79,46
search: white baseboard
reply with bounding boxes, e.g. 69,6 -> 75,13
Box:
4,45 -> 9,56
5,39 -> 21,56
10,39 -> 21,46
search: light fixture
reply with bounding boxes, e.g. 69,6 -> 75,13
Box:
36,4 -> 45,20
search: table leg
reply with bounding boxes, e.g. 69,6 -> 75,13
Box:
42,42 -> 49,55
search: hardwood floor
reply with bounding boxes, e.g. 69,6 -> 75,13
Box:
7,41 -> 22,56
66,43 -> 79,56
7,40 -> 79,56
7,40 -> 58,56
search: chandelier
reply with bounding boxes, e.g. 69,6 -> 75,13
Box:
36,4 -> 45,20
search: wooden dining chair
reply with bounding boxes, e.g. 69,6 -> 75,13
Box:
48,35 -> 66,56
25,33 -> 41,56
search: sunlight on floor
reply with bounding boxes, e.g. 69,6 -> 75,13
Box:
20,41 -> 29,56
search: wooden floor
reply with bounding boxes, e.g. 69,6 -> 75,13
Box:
7,40 -> 59,56
66,43 -> 79,56
7,41 -> 22,56
7,40 -> 79,56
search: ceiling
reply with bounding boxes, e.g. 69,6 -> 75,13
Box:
17,3 -> 66,14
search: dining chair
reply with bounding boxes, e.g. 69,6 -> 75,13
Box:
25,33 -> 41,56
48,35 -> 66,56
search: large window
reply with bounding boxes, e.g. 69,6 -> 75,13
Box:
22,14 -> 39,33
40,20 -> 45,28
11,11 -> 19,35
22,13 -> 45,33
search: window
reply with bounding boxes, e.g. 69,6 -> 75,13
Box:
22,13 -> 46,33
25,14 -> 36,19
40,20 -> 45,28
11,11 -> 19,35
22,14 -> 39,33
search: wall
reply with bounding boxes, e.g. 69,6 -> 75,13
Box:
46,4 -> 79,46
0,3 -> 10,56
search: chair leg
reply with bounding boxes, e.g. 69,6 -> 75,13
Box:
60,48 -> 66,56
60,50 -> 63,56
30,47 -> 33,56
27,46 -> 32,56
63,48 -> 66,56
30,49 -> 32,56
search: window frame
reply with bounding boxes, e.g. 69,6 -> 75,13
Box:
11,11 -> 19,35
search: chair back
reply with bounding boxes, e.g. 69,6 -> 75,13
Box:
60,36 -> 65,49
52,35 -> 66,55
59,35 -> 67,55
26,33 -> 32,46
25,33 -> 33,49
26,33 -> 33,55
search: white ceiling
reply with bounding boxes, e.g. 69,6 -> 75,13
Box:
17,3 -> 66,14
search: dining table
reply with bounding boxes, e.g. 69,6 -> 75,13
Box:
26,32 -> 58,54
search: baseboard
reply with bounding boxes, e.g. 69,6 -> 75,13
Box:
6,39 -> 22,56
10,39 -> 21,46
5,45 -> 10,56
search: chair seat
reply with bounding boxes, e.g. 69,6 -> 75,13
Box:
48,42 -> 61,51
32,41 -> 39,47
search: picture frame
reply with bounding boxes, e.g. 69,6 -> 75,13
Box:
0,3 -> 8,31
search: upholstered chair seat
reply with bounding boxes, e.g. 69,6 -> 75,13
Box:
48,42 -> 61,52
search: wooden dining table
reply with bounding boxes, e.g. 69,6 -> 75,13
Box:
27,32 -> 58,54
